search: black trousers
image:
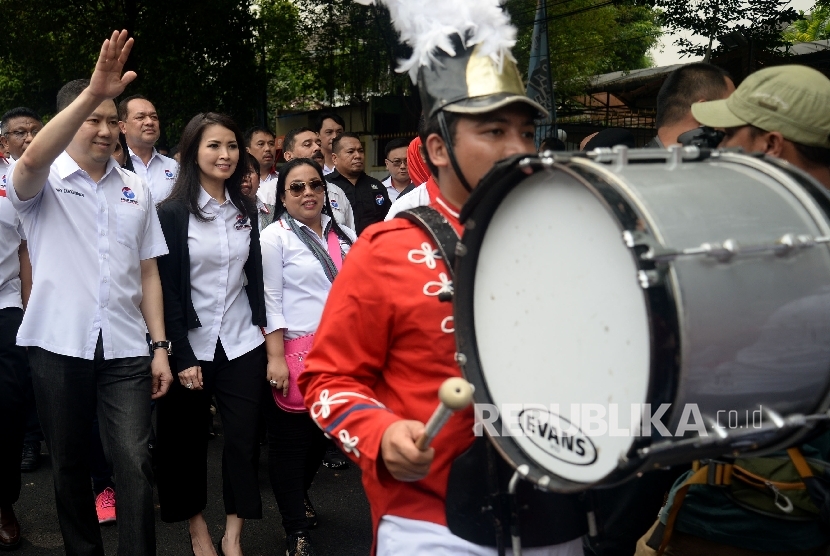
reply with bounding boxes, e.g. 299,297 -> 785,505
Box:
263,389 -> 327,534
0,307 -> 27,507
29,335 -> 155,556
155,340 -> 266,523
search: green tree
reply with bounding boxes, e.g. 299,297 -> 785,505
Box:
653,0 -> 798,59
504,0 -> 662,99
0,0 -> 262,143
784,1 -> 830,43
256,0 -> 412,114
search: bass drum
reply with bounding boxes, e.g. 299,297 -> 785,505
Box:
453,147 -> 830,492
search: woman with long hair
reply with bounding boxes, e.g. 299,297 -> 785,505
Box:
154,112 -> 267,556
260,158 -> 356,556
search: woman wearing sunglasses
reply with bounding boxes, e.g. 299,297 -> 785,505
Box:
154,113 -> 267,556
259,158 -> 356,556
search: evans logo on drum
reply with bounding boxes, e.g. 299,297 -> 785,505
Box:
518,408 -> 597,466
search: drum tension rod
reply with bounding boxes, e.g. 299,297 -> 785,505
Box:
637,233 -> 830,263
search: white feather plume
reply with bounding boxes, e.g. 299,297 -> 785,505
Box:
353,0 -> 517,83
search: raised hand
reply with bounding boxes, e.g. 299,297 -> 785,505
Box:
88,30 -> 137,101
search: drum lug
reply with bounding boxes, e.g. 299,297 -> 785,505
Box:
637,270 -> 663,289
455,352 -> 468,366
455,242 -> 468,257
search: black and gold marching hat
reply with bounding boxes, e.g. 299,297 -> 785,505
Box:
417,36 -> 548,119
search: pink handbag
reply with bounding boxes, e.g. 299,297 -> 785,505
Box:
273,333 -> 315,412
271,230 -> 343,412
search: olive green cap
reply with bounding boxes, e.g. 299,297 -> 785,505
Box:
691,65 -> 830,149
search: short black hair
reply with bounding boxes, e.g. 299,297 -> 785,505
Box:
117,94 -> 150,121
0,107 -> 42,134
283,127 -> 316,153
243,126 -> 275,147
745,124 -> 830,167
384,137 -> 410,159
248,155 -> 261,175
57,79 -> 90,113
656,63 -> 733,129
315,112 -> 345,133
332,132 -> 361,155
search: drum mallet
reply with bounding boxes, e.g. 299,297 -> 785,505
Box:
415,377 -> 475,450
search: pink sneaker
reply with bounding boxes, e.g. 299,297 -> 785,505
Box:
95,487 -> 116,524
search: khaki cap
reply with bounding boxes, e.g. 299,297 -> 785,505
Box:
691,65 -> 830,149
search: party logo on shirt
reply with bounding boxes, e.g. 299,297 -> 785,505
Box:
164,169 -> 174,179
121,186 -> 139,205
0,182 -> 5,198
234,214 -> 252,230
330,198 -> 339,209
375,194 -> 384,206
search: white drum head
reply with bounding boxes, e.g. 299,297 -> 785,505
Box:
472,169 -> 651,485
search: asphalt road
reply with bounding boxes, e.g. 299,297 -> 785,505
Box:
12,416 -> 373,556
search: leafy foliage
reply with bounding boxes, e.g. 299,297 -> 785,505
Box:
784,1 -> 830,43
653,0 -> 798,59
258,0 -> 412,115
504,0 -> 662,99
0,0 -> 262,144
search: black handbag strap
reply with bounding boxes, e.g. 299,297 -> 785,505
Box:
396,206 -> 460,281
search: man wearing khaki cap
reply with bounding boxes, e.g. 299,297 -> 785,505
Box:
691,64 -> 830,189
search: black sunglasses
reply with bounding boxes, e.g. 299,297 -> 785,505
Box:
287,179 -> 325,197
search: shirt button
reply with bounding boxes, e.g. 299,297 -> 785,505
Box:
100,301 -> 106,308
100,230 -> 106,236
103,277 -> 108,283
102,254 -> 108,260
101,206 -> 106,213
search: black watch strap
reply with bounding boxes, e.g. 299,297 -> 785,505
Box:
151,340 -> 172,356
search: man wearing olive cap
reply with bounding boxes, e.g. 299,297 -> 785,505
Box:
692,64 -> 830,189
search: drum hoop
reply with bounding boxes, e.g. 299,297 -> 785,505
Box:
453,155 -> 682,489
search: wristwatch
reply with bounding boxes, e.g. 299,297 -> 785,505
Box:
151,340 -> 172,356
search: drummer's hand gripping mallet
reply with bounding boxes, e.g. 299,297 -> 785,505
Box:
415,377 -> 475,450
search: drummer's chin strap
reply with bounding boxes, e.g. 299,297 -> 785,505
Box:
438,110 -> 474,193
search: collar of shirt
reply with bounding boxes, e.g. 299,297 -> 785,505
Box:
282,212 -> 333,241
127,146 -> 160,168
56,151 -> 119,182
425,177 -> 463,235
198,186 -> 230,210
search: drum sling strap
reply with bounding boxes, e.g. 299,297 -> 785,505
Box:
396,207 -> 588,553
652,447 -> 823,555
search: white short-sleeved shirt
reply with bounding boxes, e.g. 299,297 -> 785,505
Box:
322,164 -> 335,176
260,214 -> 355,339
128,148 -> 178,203
7,153 -> 169,359
255,171 -> 280,206
325,182 -> 355,231
384,181 -> 429,220
186,187 -> 265,361
0,172 -> 25,311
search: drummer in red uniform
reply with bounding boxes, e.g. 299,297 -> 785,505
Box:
298,3 -> 587,554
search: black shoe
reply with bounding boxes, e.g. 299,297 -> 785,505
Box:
322,447 -> 348,469
20,442 -> 41,472
286,532 -> 316,556
303,494 -> 318,529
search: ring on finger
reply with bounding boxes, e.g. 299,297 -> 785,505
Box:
186,382 -> 193,389
269,379 -> 277,386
